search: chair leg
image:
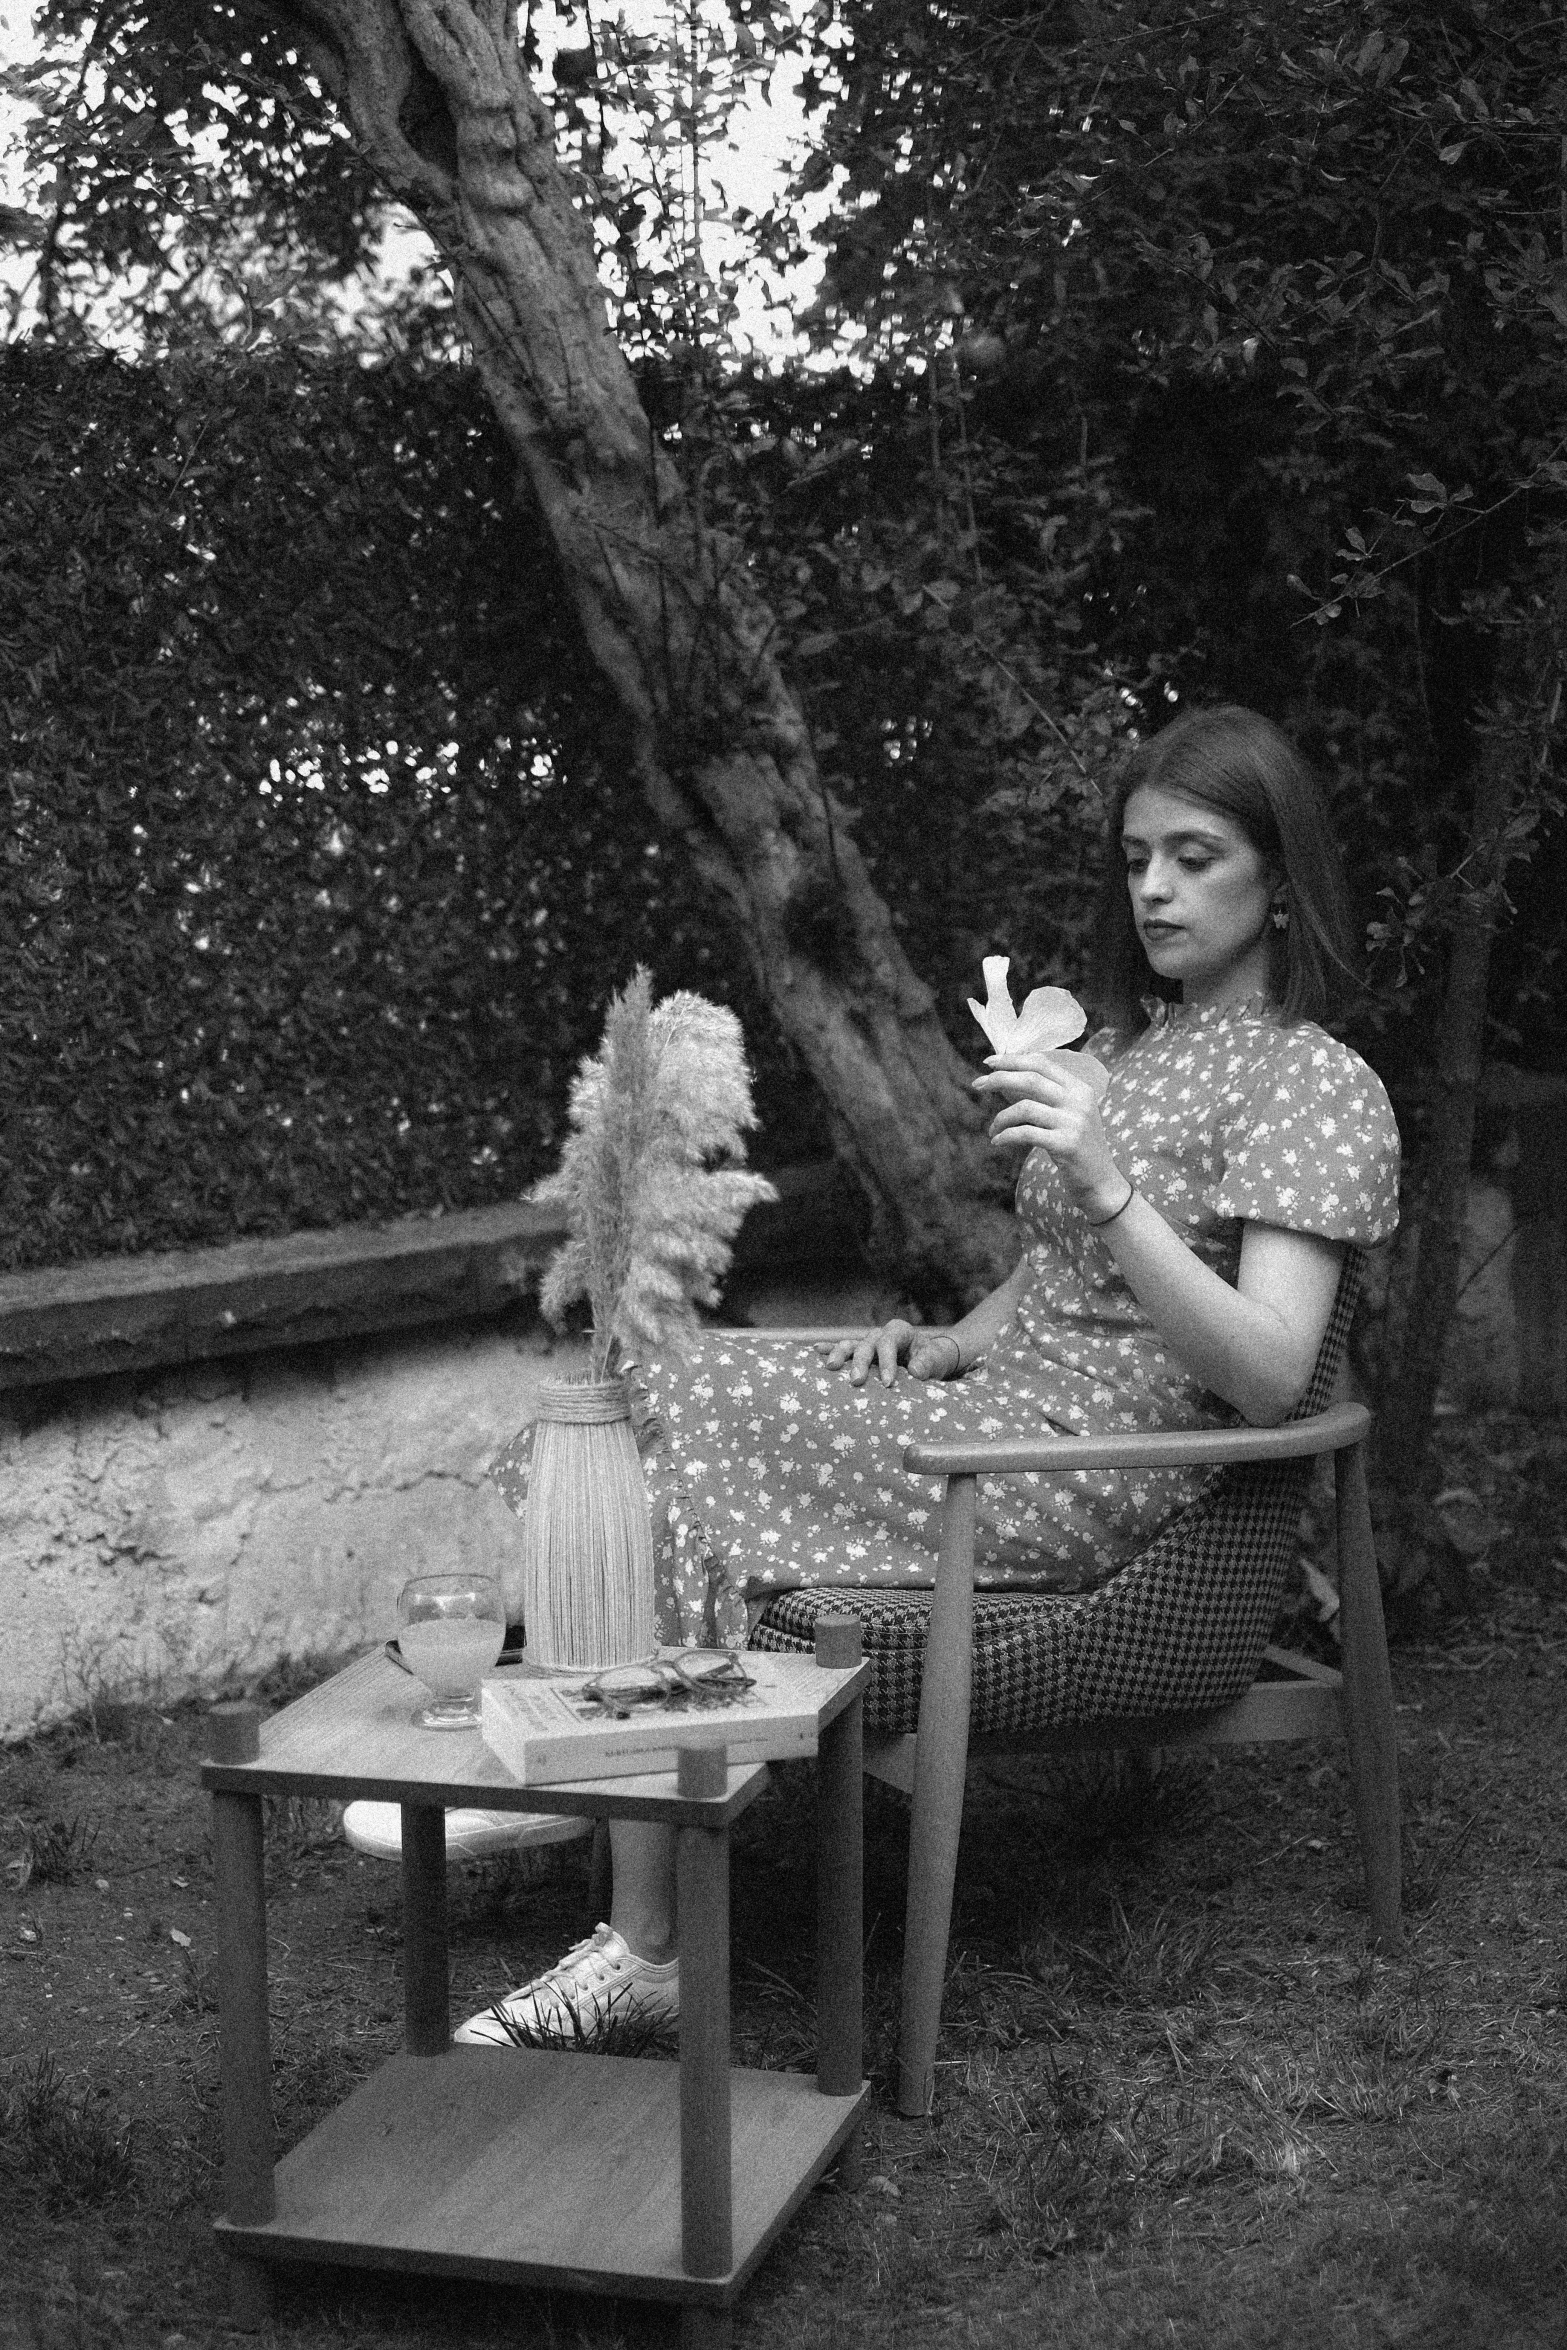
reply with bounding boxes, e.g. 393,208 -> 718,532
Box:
1336,1438 -> 1403,1950
898,1475 -> 977,2118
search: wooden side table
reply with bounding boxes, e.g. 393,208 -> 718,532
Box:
202,1629 -> 868,2350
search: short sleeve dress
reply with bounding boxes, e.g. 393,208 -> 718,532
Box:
494,997 -> 1400,1648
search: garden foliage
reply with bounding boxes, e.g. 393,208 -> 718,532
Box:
3,0 -> 1563,1373
790,0 -> 1567,1082
0,344 -> 1134,1274
0,346 -> 829,1270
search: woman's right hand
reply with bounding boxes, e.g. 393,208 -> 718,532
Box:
826,1322 -> 962,1388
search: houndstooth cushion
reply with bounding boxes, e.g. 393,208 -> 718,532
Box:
750,1255 -> 1362,1739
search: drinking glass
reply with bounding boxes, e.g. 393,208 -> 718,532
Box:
396,1573 -> 507,1730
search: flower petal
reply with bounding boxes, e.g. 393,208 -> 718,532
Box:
966,956 -> 1019,1052
1011,985 -> 1088,1053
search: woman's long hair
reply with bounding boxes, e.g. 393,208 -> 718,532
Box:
1090,705 -> 1359,1036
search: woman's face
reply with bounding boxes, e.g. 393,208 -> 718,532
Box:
1120,784 -> 1276,1008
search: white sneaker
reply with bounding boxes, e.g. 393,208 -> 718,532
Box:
453,1924 -> 680,2046
341,1802 -> 591,1863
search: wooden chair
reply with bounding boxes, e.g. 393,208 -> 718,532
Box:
748,1258 -> 1401,2115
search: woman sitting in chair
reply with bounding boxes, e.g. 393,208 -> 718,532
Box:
458,702 -> 1400,2045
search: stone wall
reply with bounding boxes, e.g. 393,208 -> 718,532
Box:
0,1319 -> 576,1740
0,1275 -> 888,1741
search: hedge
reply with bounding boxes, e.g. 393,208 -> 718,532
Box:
0,347 -> 837,1271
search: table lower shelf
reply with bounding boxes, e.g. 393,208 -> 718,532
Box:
215,2048 -> 866,2309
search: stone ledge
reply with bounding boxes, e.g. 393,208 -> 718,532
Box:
0,1161 -> 862,1392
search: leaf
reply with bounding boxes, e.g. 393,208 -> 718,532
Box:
0,202 -> 46,249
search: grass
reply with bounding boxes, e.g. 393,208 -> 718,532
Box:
2,1409 -> 1566,2348
487,1997 -> 680,2057
0,2054 -> 137,2212
6,1815 -> 100,1892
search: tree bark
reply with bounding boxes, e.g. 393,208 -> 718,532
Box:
264,0 -> 1017,1299
1375,733 -> 1516,1492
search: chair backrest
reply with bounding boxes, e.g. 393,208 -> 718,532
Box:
1289,1249 -> 1363,1419
1057,1249 -> 1364,1726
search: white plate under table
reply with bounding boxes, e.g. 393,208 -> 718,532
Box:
201,1643 -> 869,2350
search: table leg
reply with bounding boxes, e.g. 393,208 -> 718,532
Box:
676,1748 -> 732,2284
400,1803 -> 449,2056
213,1789 -> 275,2222
212,1784 -> 276,2325
816,1681 -> 865,2188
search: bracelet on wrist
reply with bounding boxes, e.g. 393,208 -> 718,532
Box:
1085,1180 -> 1136,1230
930,1333 -> 964,1378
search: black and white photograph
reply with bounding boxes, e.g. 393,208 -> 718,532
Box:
2,4 -> 1564,2344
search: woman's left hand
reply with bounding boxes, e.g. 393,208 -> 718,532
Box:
973,1051 -> 1125,1217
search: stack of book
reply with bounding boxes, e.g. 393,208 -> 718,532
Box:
479,1651 -> 844,1786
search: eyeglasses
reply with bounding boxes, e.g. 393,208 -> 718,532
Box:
577,1651 -> 757,1721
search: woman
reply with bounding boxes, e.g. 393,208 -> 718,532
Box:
460,704 -> 1400,2044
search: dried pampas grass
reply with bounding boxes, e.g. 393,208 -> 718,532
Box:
530,970 -> 779,1377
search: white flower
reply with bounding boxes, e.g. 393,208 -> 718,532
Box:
967,957 -> 1087,1055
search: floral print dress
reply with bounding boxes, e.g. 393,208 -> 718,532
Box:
494,998 -> 1400,1648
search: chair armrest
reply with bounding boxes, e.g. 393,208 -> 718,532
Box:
902,1400 -> 1371,1478
712,1326 -> 865,1344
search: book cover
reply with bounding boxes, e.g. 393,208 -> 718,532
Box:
479,1650 -> 836,1785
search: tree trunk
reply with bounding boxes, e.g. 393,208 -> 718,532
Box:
269,0 -> 1017,1299
1376,734 -> 1516,1492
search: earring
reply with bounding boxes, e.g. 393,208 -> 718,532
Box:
1271,899 -> 1290,932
